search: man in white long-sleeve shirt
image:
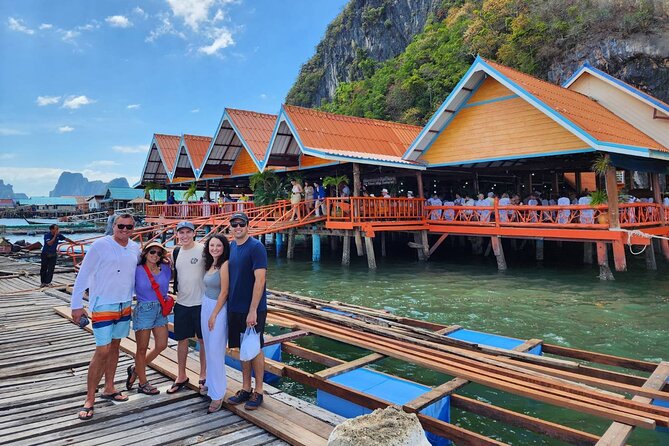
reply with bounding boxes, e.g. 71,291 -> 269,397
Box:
71,214 -> 140,421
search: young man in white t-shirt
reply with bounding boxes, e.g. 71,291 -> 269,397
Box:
167,221 -> 207,395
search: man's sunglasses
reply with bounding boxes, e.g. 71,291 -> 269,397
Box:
116,224 -> 134,230
147,250 -> 163,256
230,221 -> 247,228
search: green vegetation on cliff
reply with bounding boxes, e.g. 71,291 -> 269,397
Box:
317,0 -> 665,125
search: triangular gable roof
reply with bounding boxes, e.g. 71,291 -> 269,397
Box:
138,134 -> 179,185
264,104 -> 425,170
199,108 -> 276,179
405,56 -> 667,163
181,134 -> 212,179
562,62 -> 669,116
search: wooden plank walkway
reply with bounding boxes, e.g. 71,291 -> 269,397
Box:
0,257 -> 335,445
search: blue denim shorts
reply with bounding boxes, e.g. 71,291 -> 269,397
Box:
132,300 -> 168,331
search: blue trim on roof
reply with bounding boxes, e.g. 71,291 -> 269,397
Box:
649,150 -> 669,161
462,94 -> 518,109
261,107 -> 288,171
197,111 -> 229,180
225,111 -> 265,171
418,75 -> 486,161
169,136 -> 197,182
403,56 -> 485,159
426,148 -> 595,168
300,146 -> 425,170
563,63 -> 669,113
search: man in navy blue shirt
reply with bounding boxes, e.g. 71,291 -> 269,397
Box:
41,224 -> 73,287
225,212 -> 268,410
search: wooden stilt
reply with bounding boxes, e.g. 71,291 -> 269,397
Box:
380,232 -> 386,257
416,172 -> 425,199
364,236 -> 377,269
342,232 -> 351,266
420,230 -> 429,259
275,233 -> 283,257
287,231 -> 295,260
535,239 -> 544,261
428,234 -> 448,257
491,236 -> 507,271
597,242 -> 614,280
312,234 -> 321,262
330,234 -> 339,252
583,242 -> 593,264
354,230 -> 364,257
414,233 -> 426,261
612,241 -> 627,272
644,240 -> 656,271
575,172 -> 582,194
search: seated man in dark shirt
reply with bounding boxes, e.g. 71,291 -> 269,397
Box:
41,224 -> 73,287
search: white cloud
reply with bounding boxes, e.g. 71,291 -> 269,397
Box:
62,95 -> 95,109
86,160 -> 119,168
146,13 -> 185,42
0,127 -> 27,136
191,108 -> 200,113
58,126 -> 75,133
198,27 -> 233,55
112,144 -> 148,154
213,9 -> 225,22
61,29 -> 81,43
126,104 -> 141,110
167,0 -> 216,31
259,93 -> 267,100
8,17 -> 34,35
133,7 -> 148,18
0,167 -> 63,197
0,153 -> 16,160
36,95 -> 61,106
39,23 -> 53,30
106,15 -> 132,28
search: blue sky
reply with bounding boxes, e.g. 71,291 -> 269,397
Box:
0,0 -> 347,196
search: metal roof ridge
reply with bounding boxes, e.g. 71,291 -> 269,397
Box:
283,104 -> 422,130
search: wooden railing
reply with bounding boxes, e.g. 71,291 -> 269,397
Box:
146,201 -> 255,218
327,197 -> 424,225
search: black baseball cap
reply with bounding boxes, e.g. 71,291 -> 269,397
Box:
230,212 -> 249,223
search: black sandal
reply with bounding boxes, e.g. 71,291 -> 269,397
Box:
126,365 -> 137,390
78,406 -> 94,420
166,378 -> 189,394
199,379 -> 208,396
138,382 -> 160,395
99,391 -> 128,402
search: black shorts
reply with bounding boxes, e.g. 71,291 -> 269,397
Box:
227,311 -> 266,349
173,303 -> 202,341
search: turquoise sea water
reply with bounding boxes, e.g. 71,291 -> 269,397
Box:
264,237 -> 668,445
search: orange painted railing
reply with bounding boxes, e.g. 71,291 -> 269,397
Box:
327,197 -> 424,225
146,201 -> 255,218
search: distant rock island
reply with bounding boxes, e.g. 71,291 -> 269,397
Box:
0,180 -> 27,199
49,172 -> 129,197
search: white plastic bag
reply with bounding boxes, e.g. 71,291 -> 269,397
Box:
239,326 -> 261,361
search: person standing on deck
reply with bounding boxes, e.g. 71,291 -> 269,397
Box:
167,221 -> 208,395
71,213 -> 140,421
104,208 -> 115,236
226,212 -> 268,410
41,224 -> 73,287
200,234 -> 230,413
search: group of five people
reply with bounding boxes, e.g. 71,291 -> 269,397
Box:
71,211 -> 267,420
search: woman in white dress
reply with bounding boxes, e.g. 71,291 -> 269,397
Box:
200,234 -> 230,413
290,179 -> 303,221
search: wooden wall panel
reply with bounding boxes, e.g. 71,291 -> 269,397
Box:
231,149 -> 259,176
467,78 -> 515,103
300,154 -> 336,168
420,97 -> 592,165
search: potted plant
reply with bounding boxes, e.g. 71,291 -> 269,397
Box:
249,171 -> 289,206
183,182 -> 198,202
143,181 -> 159,203
588,190 -> 608,224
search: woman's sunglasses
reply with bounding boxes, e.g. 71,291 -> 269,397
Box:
147,250 -> 163,256
117,224 -> 134,230
230,222 -> 247,228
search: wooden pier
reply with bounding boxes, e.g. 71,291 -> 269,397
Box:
0,258 -> 335,446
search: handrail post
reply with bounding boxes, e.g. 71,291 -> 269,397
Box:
494,198 -> 500,228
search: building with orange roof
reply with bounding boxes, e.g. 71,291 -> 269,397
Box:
137,134 -> 181,187
170,134 -> 212,184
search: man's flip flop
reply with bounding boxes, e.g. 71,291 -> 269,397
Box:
166,378 -> 189,394
126,365 -> 137,390
78,406 -> 94,420
100,392 -> 129,402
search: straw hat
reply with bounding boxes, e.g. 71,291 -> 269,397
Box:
142,241 -> 166,253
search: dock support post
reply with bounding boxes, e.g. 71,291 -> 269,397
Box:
312,234 -> 321,262
275,233 -> 283,257
287,231 -> 295,260
645,240 -> 657,270
354,230 -> 364,256
342,232 -> 351,265
420,230 -> 429,259
365,236 -> 377,269
612,241 -> 627,272
381,232 -> 386,257
414,233 -> 427,261
330,234 -> 339,252
491,236 -> 507,271
535,239 -> 544,261
583,242 -> 593,264
596,242 -> 614,280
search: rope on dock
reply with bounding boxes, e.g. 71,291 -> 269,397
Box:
610,228 -> 669,256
